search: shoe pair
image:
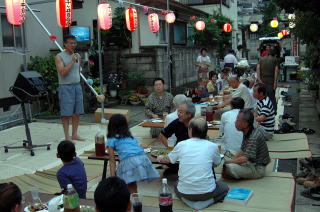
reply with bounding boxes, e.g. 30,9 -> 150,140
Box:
298,128 -> 316,135
279,118 -> 296,126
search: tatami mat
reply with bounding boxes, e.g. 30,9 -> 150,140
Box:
271,133 -> 307,141
0,122 -> 98,179
270,150 -> 312,159
268,138 -> 309,152
138,175 -> 294,212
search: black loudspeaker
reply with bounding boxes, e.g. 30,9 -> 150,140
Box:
11,71 -> 47,102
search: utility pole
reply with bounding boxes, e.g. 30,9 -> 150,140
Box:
166,0 -> 172,93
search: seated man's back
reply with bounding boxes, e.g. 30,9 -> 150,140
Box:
220,109 -> 243,151
168,138 -> 221,194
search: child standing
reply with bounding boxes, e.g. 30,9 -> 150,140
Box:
56,140 -> 87,199
107,114 -> 160,193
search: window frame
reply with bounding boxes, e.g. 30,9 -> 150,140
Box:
1,13 -> 25,52
159,20 -> 167,44
173,21 -> 187,45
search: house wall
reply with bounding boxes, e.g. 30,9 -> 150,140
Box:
118,46 -> 216,91
0,0 -> 63,126
0,0 -> 63,100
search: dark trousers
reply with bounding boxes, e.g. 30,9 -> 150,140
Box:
174,181 -> 229,203
265,84 -> 277,112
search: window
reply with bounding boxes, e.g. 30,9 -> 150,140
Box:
187,27 -> 194,46
173,21 -> 187,45
159,20 -> 167,44
1,14 -> 23,49
249,32 -> 258,40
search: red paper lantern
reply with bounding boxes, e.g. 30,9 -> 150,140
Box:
97,3 -> 112,30
195,20 -> 205,31
223,23 -> 232,32
125,8 -> 138,32
161,10 -> 167,15
56,0 -> 73,28
281,29 -> 289,36
5,0 -> 26,26
148,13 -> 159,33
189,16 -> 196,21
165,12 -> 175,24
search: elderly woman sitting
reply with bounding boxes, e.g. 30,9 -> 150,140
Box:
145,78 -> 173,137
207,71 -> 219,96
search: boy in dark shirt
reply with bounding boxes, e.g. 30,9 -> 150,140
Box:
56,140 -> 87,198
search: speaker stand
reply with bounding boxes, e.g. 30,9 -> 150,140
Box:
4,103 -> 51,156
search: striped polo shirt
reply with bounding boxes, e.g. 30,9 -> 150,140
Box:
257,96 -> 275,133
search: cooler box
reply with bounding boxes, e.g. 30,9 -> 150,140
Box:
94,108 -> 130,123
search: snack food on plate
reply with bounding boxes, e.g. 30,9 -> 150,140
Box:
28,204 -> 47,212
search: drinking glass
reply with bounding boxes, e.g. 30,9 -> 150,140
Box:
163,112 -> 168,120
29,187 -> 40,204
168,141 -> 175,151
209,94 -> 213,102
131,193 -> 143,212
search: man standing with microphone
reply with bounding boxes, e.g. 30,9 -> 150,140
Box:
55,35 -> 85,141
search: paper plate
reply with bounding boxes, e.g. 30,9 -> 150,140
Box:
24,204 -> 48,212
151,119 -> 164,123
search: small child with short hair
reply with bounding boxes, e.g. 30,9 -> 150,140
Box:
56,140 -> 87,199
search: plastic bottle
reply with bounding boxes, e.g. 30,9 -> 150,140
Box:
95,124 -> 106,157
63,184 -> 80,212
159,178 -> 173,212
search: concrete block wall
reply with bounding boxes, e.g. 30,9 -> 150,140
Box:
105,46 -> 217,91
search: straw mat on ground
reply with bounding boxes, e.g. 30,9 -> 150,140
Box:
270,150 -> 312,159
271,133 -> 307,141
268,138 -> 309,152
0,122 -> 97,179
138,175 -> 294,212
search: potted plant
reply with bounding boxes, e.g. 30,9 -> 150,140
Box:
128,94 -> 141,105
107,73 -> 120,97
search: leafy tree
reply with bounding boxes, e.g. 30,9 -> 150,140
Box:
27,56 -> 59,113
273,0 -> 320,44
188,11 -> 232,59
273,0 -> 320,14
257,1 -> 281,37
99,7 -> 131,48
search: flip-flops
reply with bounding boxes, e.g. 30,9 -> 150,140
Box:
301,187 -> 320,200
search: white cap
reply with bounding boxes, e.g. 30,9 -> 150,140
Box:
67,184 -> 72,189
162,178 -> 167,184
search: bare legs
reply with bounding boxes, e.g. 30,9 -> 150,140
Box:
61,114 -> 85,141
62,116 -> 71,140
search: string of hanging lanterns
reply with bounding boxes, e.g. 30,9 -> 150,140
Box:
189,15 -> 232,32
96,0 -> 176,32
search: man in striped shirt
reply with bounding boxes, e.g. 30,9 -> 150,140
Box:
222,109 -> 270,179
253,83 -> 275,139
